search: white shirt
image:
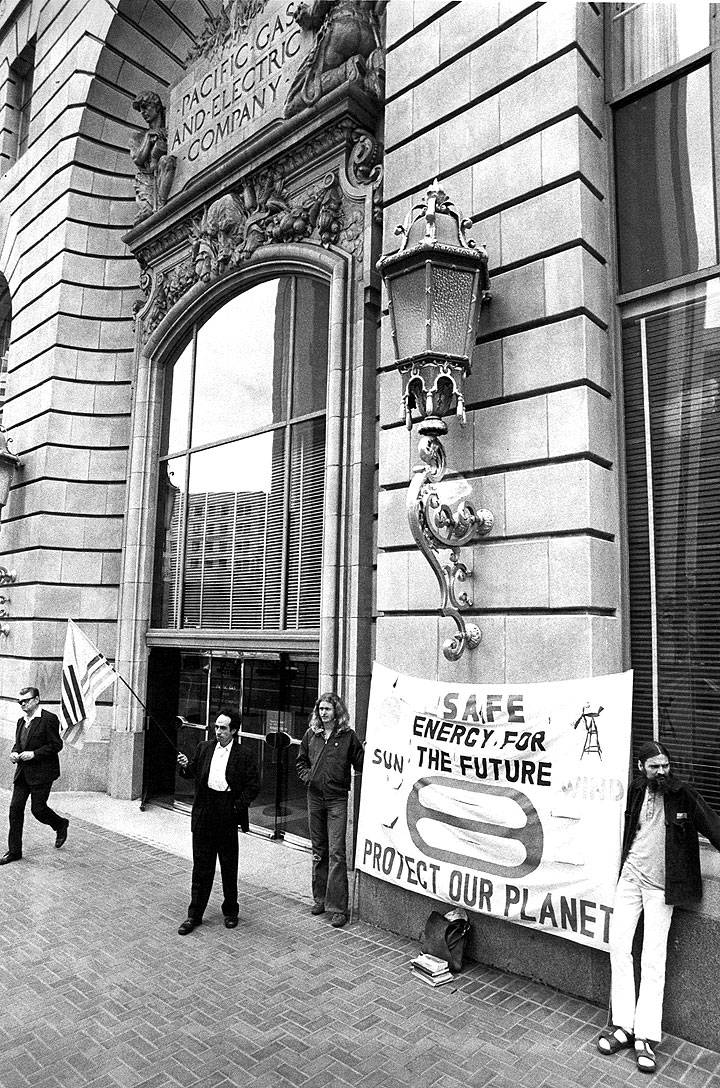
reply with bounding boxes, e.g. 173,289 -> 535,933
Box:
23,706 -> 42,728
208,739 -> 233,792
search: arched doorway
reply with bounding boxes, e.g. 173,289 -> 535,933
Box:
142,271 -> 332,843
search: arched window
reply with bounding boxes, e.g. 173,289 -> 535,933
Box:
152,274 -> 330,632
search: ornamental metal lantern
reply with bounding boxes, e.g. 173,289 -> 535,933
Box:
377,183 -> 494,662
377,181 -> 490,434
0,428 -> 20,510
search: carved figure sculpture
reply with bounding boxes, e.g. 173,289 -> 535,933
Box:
129,93 -> 176,224
284,0 -> 385,118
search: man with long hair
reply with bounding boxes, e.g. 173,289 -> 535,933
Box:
297,692 -> 364,928
597,740 -> 720,1073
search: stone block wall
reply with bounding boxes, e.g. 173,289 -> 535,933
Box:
369,0 -> 623,1011
0,0 -> 198,785
377,0 -> 621,687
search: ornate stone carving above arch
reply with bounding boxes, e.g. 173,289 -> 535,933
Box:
133,155 -> 374,340
127,88 -> 383,343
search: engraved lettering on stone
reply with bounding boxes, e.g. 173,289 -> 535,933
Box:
169,2 -> 305,188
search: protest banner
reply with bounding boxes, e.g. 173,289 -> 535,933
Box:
355,663 -> 633,950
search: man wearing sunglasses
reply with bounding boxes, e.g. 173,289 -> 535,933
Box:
1,687 -> 68,864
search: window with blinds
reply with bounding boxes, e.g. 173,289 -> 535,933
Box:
286,418 -> 326,629
622,283 -> 720,808
152,275 -> 329,634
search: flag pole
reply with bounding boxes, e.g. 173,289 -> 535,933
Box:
112,668 -> 180,752
114,668 -> 149,715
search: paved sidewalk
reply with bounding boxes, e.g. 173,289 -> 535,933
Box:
0,792 -> 719,1088
49,790 -> 312,903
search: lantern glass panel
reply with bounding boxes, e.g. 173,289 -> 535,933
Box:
390,266 -> 427,360
430,264 -> 474,357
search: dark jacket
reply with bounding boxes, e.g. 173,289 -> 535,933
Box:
180,739 -> 260,832
12,709 -> 63,786
297,722 -> 364,798
621,777 -> 720,905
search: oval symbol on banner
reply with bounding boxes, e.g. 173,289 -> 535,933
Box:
406,776 -> 544,878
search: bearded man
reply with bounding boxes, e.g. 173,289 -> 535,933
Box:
597,741 -> 720,1074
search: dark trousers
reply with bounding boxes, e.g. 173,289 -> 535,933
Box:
188,792 -> 239,921
8,773 -> 64,855
307,792 -> 349,915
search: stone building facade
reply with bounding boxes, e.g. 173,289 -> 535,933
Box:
0,0 -> 718,1046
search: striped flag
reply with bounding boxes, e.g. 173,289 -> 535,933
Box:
61,619 -> 117,747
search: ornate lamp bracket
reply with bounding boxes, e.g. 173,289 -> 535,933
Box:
407,433 -> 493,661
378,182 -> 494,663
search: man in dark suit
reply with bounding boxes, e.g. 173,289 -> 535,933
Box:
1,686 -> 69,864
176,709 -> 259,935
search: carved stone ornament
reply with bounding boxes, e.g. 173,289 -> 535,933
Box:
187,0 -> 270,61
143,261 -> 196,338
190,167 -> 347,281
347,128 -> 382,186
136,220 -> 194,267
284,0 -> 386,118
132,264 -> 152,322
129,93 -> 177,224
139,163 -> 365,339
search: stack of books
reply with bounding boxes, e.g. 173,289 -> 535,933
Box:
410,952 -> 455,987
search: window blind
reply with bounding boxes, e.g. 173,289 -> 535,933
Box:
286,418 -> 325,629
623,294 -> 720,808
231,432 -> 285,630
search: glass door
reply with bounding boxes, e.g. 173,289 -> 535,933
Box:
174,652 -> 212,808
150,648 -> 317,842
238,654 -> 317,843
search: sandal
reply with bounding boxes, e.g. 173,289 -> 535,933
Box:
635,1040 -> 656,1074
597,1025 -> 634,1054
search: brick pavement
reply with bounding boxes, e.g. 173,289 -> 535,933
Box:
0,798 -> 719,1088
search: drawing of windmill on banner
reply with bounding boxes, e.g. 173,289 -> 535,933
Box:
61,619 -> 117,747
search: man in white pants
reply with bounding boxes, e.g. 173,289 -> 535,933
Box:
597,741 -> 720,1073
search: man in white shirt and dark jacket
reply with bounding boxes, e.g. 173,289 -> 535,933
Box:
597,740 -> 720,1074
176,710 -> 259,935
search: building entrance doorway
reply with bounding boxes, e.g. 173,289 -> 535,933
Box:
143,648 -> 317,844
